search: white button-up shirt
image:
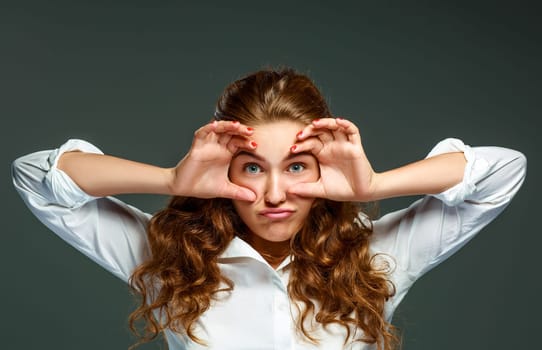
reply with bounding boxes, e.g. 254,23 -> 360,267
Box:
12,138 -> 526,349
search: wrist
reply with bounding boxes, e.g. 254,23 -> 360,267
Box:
164,167 -> 180,196
363,171 -> 382,202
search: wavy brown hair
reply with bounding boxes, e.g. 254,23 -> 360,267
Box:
128,68 -> 398,350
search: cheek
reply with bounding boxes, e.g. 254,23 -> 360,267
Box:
307,169 -> 320,182
229,172 -> 266,199
232,200 -> 252,221
229,167 -> 254,186
302,198 -> 317,210
294,197 -> 317,219
290,169 -> 319,186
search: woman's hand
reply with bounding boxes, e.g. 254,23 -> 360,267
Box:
287,118 -> 377,202
170,120 -> 257,201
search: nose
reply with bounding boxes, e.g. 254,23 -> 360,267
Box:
264,172 -> 286,205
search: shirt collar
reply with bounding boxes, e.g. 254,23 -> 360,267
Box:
220,236 -> 292,271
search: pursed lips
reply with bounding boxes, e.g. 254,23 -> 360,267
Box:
258,208 -> 295,219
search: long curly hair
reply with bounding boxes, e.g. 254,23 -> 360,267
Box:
128,68 -> 398,350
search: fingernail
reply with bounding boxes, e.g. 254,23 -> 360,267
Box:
290,145 -> 297,152
296,130 -> 303,137
313,118 -> 320,123
250,141 -> 258,148
336,117 -> 344,120
247,127 -> 254,132
232,120 -> 239,124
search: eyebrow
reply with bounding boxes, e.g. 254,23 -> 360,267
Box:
233,150 -> 314,162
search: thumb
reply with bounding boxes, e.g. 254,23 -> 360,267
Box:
223,183 -> 256,202
287,181 -> 324,198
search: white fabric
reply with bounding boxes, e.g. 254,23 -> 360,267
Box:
11,138 -> 526,350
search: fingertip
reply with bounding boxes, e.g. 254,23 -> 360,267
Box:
229,187 -> 255,202
288,181 -> 324,199
336,117 -> 351,125
297,126 -> 313,139
242,190 -> 257,202
287,182 -> 305,194
230,121 -> 241,130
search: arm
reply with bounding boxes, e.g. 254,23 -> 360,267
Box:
57,151 -> 174,197
369,151 -> 466,201
288,117 -> 526,312
11,139 -> 153,282
56,121 -> 256,200
289,118 -> 469,201
12,121 -> 257,282
289,117 -> 526,286
371,140 -> 526,284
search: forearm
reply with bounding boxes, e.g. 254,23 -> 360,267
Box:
369,152 -> 467,201
57,151 -> 175,197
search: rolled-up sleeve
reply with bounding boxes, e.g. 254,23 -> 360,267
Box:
371,138 -> 527,284
12,139 -> 152,283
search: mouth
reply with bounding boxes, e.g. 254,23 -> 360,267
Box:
259,208 -> 295,219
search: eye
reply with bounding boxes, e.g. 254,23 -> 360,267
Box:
244,163 -> 262,174
288,163 -> 305,173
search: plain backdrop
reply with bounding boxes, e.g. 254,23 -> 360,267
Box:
2,1 -> 540,349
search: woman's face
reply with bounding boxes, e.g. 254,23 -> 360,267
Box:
229,120 -> 320,243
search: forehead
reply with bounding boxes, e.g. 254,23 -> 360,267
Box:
235,120 -> 311,162
250,120 -> 305,140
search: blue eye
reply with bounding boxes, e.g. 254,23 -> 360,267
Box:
244,163 -> 262,174
288,163 -> 305,173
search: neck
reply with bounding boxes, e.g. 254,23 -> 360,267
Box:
245,234 -> 290,269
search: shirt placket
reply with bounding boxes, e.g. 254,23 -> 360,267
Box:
272,270 -> 293,350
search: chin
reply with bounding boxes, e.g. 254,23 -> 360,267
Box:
261,233 -> 294,243
251,225 -> 299,243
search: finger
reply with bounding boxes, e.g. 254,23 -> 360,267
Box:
317,130 -> 334,143
296,124 -> 335,142
194,121 -> 254,148
331,128 -> 348,142
226,136 -> 257,154
217,133 -> 233,147
193,121 -> 218,141
287,181 -> 325,198
315,118 -> 349,142
214,120 -> 254,137
335,118 -> 361,144
297,118 -> 348,143
311,118 -> 341,131
291,136 -> 325,156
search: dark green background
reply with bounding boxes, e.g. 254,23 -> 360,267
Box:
2,1 -> 539,349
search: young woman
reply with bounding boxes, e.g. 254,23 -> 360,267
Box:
12,68 -> 526,350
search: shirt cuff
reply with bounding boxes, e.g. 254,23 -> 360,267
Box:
425,138 -> 490,206
44,139 -> 104,208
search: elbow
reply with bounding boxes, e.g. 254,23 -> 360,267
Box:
512,150 -> 527,191
495,148 -> 527,201
465,147 -> 527,206
11,155 -> 29,191
11,151 -> 48,194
